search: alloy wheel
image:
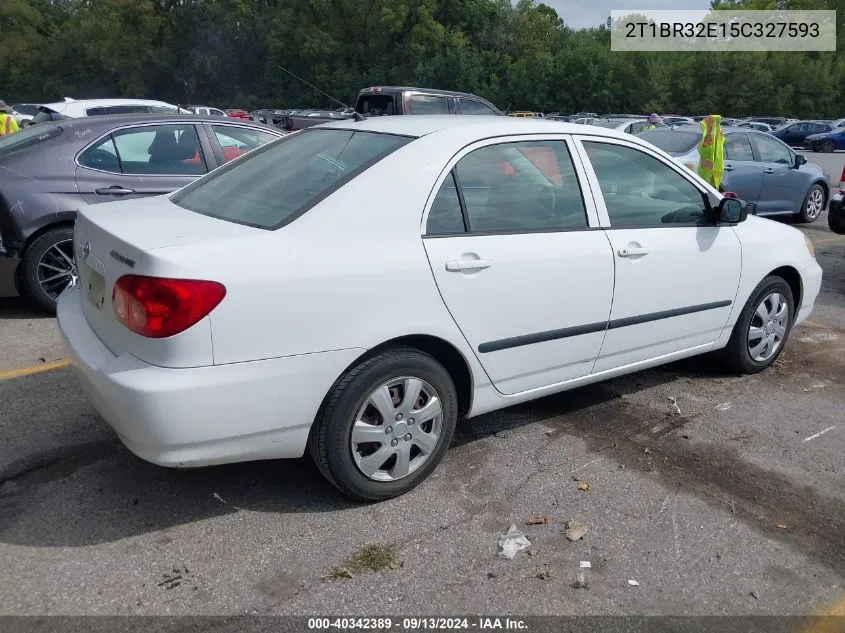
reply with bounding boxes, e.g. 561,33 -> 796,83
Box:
36,239 -> 77,301
805,187 -> 824,220
350,376 -> 443,482
747,292 -> 788,362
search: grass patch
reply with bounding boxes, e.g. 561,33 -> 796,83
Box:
325,544 -> 400,580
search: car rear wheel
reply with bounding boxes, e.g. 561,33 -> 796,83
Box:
823,141 -> 835,153
719,276 -> 794,374
22,226 -> 77,313
797,184 -> 825,223
308,347 -> 458,501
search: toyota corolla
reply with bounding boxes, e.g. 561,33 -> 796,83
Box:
57,116 -> 823,501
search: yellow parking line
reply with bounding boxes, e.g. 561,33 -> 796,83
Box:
0,358 -> 71,381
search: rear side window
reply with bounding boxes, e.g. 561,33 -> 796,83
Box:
79,125 -> 207,175
426,172 -> 466,235
724,134 -> 754,161
408,95 -> 449,115
210,124 -> 278,164
172,129 -> 411,229
453,140 -> 587,232
638,130 -> 701,154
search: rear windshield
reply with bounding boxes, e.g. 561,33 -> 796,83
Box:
84,105 -> 178,116
638,130 -> 701,155
0,124 -> 62,160
355,94 -> 396,116
592,120 -> 622,128
172,129 -> 412,229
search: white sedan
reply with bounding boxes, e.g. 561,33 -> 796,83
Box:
57,116 -> 823,501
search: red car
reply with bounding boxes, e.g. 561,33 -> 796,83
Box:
225,109 -> 250,120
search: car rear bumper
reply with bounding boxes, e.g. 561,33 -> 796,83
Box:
795,260 -> 823,326
57,285 -> 365,467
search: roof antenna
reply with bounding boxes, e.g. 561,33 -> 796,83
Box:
277,66 -> 364,121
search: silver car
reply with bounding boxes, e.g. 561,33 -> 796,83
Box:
638,127 -> 830,223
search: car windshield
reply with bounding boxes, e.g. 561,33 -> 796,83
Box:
0,124 -> 62,160
172,129 -> 411,229
638,130 -> 701,155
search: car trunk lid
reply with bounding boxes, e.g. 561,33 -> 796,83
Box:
73,197 -> 259,367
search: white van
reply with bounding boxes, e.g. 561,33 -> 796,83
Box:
32,98 -> 189,123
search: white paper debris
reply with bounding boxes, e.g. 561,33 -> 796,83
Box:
580,561 -> 592,568
498,524 -> 531,559
628,579 -> 640,586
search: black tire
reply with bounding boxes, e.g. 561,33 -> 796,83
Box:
22,226 -> 75,313
797,183 -> 826,223
823,141 -> 835,153
719,276 -> 794,374
308,347 -> 458,501
829,204 -> 845,235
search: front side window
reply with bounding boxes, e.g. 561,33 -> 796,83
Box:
453,140 -> 587,232
172,129 -> 411,229
583,141 -> 707,227
408,95 -> 449,115
211,125 -> 278,164
749,134 -> 792,164
111,125 -> 207,175
724,134 -> 754,161
460,99 -> 496,116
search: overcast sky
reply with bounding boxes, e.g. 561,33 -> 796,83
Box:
544,0 -> 712,29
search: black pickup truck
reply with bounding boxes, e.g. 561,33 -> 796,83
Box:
280,87 -> 502,131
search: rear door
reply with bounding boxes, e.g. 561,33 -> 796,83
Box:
75,123 -> 214,203
722,132 -> 764,204
422,135 -> 615,395
748,132 -> 803,213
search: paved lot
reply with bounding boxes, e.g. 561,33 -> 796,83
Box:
1,167 -> 844,616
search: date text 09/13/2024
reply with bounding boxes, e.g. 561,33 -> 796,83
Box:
307,618 -> 528,630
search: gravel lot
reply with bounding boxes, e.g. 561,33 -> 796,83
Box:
0,153 -> 843,617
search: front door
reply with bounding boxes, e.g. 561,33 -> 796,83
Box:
75,123 -> 210,204
749,132 -> 804,214
576,138 -> 742,372
422,137 -> 615,395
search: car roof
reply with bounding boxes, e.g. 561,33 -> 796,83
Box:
40,98 -> 180,112
317,114 -> 630,139
52,113 -> 279,130
358,86 -> 492,99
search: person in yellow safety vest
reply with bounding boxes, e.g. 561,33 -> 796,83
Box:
0,101 -> 21,136
698,114 -> 725,189
644,113 -> 666,130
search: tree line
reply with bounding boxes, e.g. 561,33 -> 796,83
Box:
3,0 -> 844,118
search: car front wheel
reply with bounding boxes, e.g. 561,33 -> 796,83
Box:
308,347 -> 458,501
720,276 -> 794,374
798,184 -> 825,223
22,226 -> 77,313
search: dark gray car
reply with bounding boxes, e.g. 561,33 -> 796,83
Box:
638,127 -> 830,224
0,114 -> 284,310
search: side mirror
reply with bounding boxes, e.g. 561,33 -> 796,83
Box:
794,154 -> 807,168
716,196 -> 747,224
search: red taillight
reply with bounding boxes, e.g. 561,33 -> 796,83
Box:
839,166 -> 845,194
112,275 -> 226,338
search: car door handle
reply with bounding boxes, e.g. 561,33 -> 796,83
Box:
763,168 -> 775,174
95,186 -> 135,196
445,259 -> 493,272
617,246 -> 649,258
723,164 -> 734,171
